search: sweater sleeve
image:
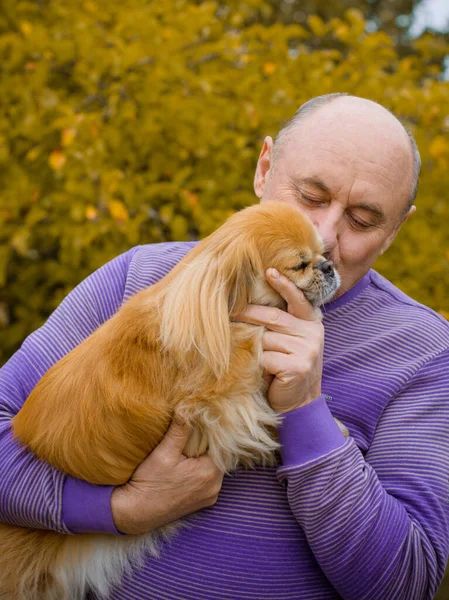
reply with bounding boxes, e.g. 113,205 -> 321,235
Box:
0,249 -> 136,535
276,349 -> 449,600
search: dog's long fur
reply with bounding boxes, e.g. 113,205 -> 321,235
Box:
0,202 -> 340,599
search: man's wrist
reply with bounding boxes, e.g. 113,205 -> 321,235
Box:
272,396 -> 319,414
277,395 -> 346,467
62,476 -> 121,535
111,485 -> 139,535
271,388 -> 322,414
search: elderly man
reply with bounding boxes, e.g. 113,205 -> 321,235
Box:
0,94 -> 448,600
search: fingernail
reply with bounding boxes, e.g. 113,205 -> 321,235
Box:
267,268 -> 279,279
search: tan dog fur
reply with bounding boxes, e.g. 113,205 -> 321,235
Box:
0,202 -> 340,599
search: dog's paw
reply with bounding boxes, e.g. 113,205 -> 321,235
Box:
183,427 -> 209,458
176,392 -> 280,472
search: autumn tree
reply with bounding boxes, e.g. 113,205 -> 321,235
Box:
0,0 -> 448,364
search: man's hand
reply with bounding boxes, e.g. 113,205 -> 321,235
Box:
111,419 -> 224,535
236,268 -> 324,414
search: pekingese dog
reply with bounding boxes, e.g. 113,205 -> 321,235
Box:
0,201 -> 341,600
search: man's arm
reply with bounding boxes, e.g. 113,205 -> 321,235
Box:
0,246 -> 223,536
111,418 -> 223,535
276,350 -> 449,600
0,249 -> 135,533
239,269 -> 449,599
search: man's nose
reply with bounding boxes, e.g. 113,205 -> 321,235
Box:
311,212 -> 339,254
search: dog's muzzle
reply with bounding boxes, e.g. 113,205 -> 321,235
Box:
316,260 -> 335,277
315,259 -> 341,304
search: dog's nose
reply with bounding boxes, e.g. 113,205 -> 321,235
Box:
316,260 -> 334,276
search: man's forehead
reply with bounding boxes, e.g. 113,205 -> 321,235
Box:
284,126 -> 400,170
278,125 -> 411,217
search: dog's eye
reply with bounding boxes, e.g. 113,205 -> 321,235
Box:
291,262 -> 310,271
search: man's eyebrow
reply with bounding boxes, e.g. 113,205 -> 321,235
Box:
354,203 -> 386,222
299,177 -> 332,194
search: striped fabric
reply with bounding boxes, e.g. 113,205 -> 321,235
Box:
1,242 -> 448,600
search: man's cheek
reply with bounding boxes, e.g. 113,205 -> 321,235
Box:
345,240 -> 380,271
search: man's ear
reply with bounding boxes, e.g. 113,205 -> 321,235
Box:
254,136 -> 274,199
380,205 -> 416,255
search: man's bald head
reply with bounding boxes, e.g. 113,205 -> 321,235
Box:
272,94 -> 421,215
255,94 -> 420,295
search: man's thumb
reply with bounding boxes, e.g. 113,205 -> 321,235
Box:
158,418 -> 192,456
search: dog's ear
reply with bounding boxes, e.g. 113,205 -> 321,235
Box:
160,236 -> 260,379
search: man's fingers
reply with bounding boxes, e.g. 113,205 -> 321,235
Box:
236,304 -> 302,334
265,268 -> 321,322
263,372 -> 275,386
262,350 -> 300,378
236,303 -> 318,336
157,418 -> 193,457
263,330 -> 303,353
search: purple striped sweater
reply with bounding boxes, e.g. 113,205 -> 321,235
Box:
1,242 -> 449,599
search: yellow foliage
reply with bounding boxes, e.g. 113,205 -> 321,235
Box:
85,205 -> 98,221
108,200 -> 129,224
61,128 -> 76,147
48,150 -> 66,171
429,136 -> 449,162
0,0 -> 448,364
263,62 -> 277,75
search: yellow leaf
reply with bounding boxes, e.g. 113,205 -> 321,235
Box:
235,135 -> 246,149
187,192 -> 198,208
70,203 -> 84,222
245,103 -> 260,128
108,200 -> 129,223
20,22 -> 33,37
401,57 -> 414,71
90,123 -> 99,138
86,205 -> 98,221
308,15 -> 326,37
159,204 -> 174,223
334,24 -> 350,41
49,150 -> 66,170
62,128 -> 76,147
26,146 -> 42,162
230,13 -> 244,27
11,230 -> 29,256
84,1 -> 97,12
170,215 -> 188,240
345,9 -> 364,26
200,80 -> 212,94
263,63 -> 277,75
429,136 -> 449,159
121,102 -> 136,120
